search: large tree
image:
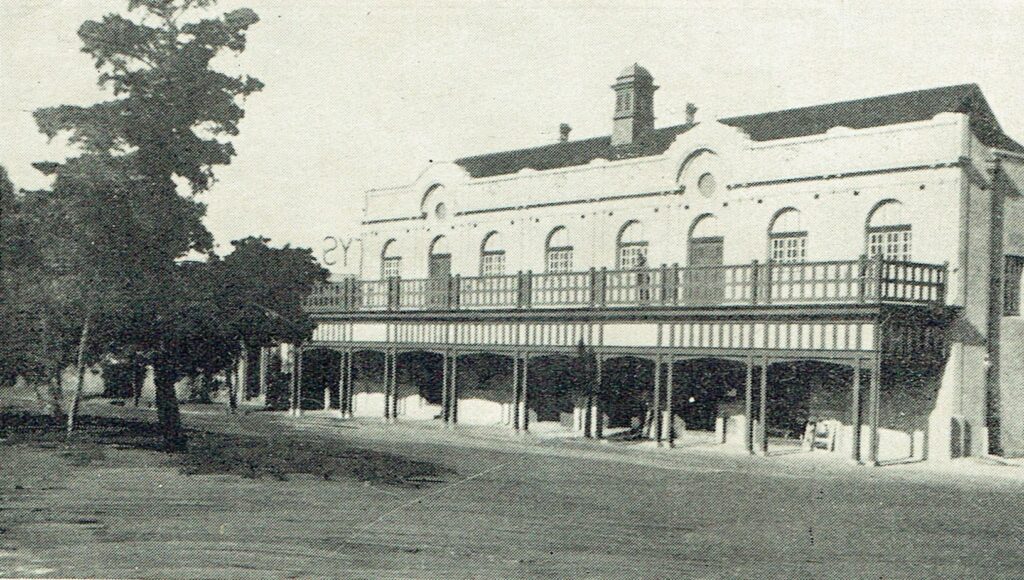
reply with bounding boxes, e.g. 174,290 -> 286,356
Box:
0,168 -> 76,415
34,0 -> 263,450
216,237 -> 328,410
157,237 -> 327,414
0,166 -> 36,394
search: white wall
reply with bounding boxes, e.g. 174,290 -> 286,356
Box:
357,113 -> 969,288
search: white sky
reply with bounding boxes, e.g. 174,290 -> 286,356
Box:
3,0 -> 1024,268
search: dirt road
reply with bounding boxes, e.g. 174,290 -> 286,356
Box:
3,402 -> 1024,578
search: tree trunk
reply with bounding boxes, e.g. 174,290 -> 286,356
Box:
185,375 -> 196,402
66,317 -> 90,434
30,380 -> 54,416
153,359 -> 187,452
132,356 -> 144,407
225,358 -> 237,414
199,370 -> 213,404
45,371 -> 64,421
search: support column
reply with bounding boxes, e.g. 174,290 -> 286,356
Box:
868,357 -> 881,466
512,355 -> 521,431
758,356 -> 768,455
744,355 -> 754,454
441,352 -> 449,424
391,350 -> 400,422
238,344 -> 249,405
322,352 -> 331,412
344,350 -> 354,417
294,345 -> 304,417
652,355 -> 663,446
382,351 -> 390,421
348,350 -> 356,418
384,350 -> 398,423
288,355 -> 296,417
450,353 -> 458,425
521,353 -> 530,432
665,357 -> 675,448
257,346 -> 269,406
583,384 -> 593,439
594,356 -> 603,440
381,351 -> 389,422
337,352 -> 347,417
851,360 -> 862,463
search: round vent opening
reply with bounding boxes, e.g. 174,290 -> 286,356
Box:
698,173 -> 716,197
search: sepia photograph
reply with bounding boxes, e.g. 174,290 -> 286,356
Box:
3,0 -> 1024,577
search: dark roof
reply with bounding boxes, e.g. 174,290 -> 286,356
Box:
720,83 -> 1022,152
454,123 -> 696,179
454,84 -> 1023,179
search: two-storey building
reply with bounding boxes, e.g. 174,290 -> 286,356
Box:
295,65 -> 1024,464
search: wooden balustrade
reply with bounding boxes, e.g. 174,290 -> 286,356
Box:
303,256 -> 949,313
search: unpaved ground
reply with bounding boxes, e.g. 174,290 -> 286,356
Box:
4,400 -> 1024,578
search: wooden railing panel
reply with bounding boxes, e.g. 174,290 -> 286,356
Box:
460,275 -> 519,309
605,268 -> 663,306
303,259 -> 949,313
358,280 -> 390,311
531,271 -> 592,308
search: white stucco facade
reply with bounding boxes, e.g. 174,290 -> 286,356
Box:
356,114 -> 972,296
301,66 -> 1024,462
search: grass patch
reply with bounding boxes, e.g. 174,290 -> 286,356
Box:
0,408 -> 450,487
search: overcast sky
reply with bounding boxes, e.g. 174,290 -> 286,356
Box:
3,0 -> 1024,269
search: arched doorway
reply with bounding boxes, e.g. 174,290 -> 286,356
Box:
427,236 -> 452,307
685,214 -> 725,305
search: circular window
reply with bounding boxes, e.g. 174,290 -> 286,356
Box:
698,173 -> 716,197
434,202 -> 448,220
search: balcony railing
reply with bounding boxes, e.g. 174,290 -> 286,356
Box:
304,256 -> 948,314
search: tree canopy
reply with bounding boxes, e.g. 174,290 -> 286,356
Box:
27,0 -> 265,450
145,237 -> 327,385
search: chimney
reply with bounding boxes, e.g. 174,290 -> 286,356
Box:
686,103 -> 698,125
559,123 -> 572,142
611,64 -> 658,148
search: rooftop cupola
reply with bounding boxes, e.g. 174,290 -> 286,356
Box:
611,63 -> 658,147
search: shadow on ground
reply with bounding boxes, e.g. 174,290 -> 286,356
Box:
0,407 -> 450,487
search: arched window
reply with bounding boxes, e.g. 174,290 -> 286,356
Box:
545,226 -> 573,273
616,221 -> 648,269
866,200 -> 911,261
380,239 -> 401,279
768,208 -> 806,263
480,231 -> 505,277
